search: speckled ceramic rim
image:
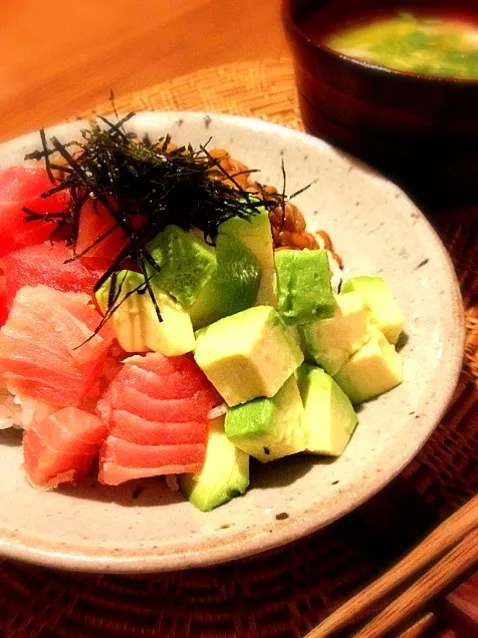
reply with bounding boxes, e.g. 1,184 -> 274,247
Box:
0,113 -> 465,573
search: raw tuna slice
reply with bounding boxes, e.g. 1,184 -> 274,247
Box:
23,407 -> 108,488
0,241 -> 103,308
0,276 -> 8,327
75,198 -> 145,269
75,197 -> 147,270
100,438 -> 206,484
0,166 -> 69,257
75,198 -> 127,269
97,353 -> 221,485
0,285 -> 114,408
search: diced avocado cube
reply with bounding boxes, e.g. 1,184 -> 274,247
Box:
188,234 -> 261,329
225,375 -> 306,462
219,208 -> 277,307
297,364 -> 358,456
146,225 -> 217,308
334,328 -> 404,404
299,292 -> 373,375
96,270 -> 195,356
287,325 -> 302,349
275,249 -> 336,325
341,276 -> 405,344
179,416 -> 249,511
194,306 -> 303,406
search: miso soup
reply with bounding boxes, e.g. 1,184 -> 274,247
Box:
303,5 -> 478,79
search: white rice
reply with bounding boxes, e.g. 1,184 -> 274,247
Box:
0,379 -> 56,430
0,384 -> 16,429
327,250 -> 345,294
207,403 -> 228,420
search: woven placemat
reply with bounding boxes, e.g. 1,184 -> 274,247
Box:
1,58 -> 477,638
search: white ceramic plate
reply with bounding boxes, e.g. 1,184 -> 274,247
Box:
0,112 -> 464,572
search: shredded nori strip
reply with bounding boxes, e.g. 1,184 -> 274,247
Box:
280,157 -> 287,231
23,112 -> 304,329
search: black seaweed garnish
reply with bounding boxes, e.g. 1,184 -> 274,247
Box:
280,157 -> 287,230
23,112 -> 310,328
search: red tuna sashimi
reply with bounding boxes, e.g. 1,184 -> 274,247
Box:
97,352 -> 220,485
100,437 -> 205,484
116,356 -> 212,398
103,411 -> 208,446
102,385 -> 218,423
75,197 -> 142,270
0,241 -> 103,309
0,276 -> 8,327
0,166 -> 68,257
75,198 -> 145,269
75,198 -> 126,268
0,285 -> 114,407
23,407 -> 108,488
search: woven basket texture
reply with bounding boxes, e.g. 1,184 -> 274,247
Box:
0,58 -> 477,638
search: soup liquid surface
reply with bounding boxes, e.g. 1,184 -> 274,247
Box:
322,10 -> 478,78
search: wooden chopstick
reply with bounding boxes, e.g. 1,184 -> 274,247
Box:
399,611 -> 437,637
306,494 -> 478,637
355,528 -> 478,637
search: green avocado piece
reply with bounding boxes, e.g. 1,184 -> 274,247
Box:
194,305 -> 304,406
275,249 -> 336,325
297,364 -> 358,457
188,234 -> 261,329
146,225 -> 217,308
96,270 -> 195,356
334,328 -> 404,404
179,416 -> 249,512
341,276 -> 405,344
299,292 -> 373,375
219,208 -> 277,306
225,374 -> 306,463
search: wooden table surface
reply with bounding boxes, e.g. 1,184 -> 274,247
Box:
0,0 -> 287,143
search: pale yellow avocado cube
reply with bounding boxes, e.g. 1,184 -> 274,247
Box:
297,364 -> 358,456
300,292 -> 373,375
341,277 -> 405,344
179,416 -> 250,511
194,305 -> 304,406
334,328 -> 404,404
96,271 -> 195,356
225,374 -> 306,462
219,210 -> 277,307
143,292 -> 196,356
